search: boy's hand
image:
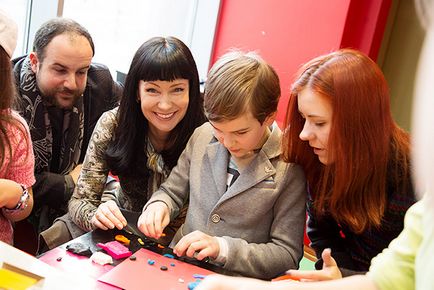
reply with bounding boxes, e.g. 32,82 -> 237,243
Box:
91,200 -> 127,230
285,248 -> 342,281
137,201 -> 170,239
173,230 -> 219,260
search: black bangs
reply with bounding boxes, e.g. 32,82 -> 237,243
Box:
134,37 -> 196,82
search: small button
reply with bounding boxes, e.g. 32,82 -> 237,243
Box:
265,166 -> 273,173
211,214 -> 220,223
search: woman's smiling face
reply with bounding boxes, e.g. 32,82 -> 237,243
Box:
138,79 -> 189,140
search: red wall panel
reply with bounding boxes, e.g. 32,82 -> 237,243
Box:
211,0 -> 391,126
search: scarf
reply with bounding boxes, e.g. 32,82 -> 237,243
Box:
146,139 -> 169,196
16,56 -> 84,175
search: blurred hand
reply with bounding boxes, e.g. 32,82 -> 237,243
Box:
285,248 -> 342,281
0,179 -> 22,209
137,201 -> 170,239
69,164 -> 83,185
196,274 -> 270,290
91,200 -> 127,230
173,230 -> 219,260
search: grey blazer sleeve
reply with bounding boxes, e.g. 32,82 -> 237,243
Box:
222,164 -> 307,279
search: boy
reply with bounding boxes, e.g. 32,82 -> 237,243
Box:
138,51 -> 306,279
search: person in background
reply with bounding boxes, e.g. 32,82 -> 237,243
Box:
65,36 -> 206,248
139,51 -> 306,279
12,18 -> 122,235
0,9 -> 35,245
195,1 -> 434,288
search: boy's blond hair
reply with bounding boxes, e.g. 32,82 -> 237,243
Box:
204,50 -> 280,124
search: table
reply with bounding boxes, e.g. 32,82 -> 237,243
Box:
38,228 -> 227,289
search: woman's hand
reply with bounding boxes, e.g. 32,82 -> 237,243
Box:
173,230 -> 219,260
285,248 -> 342,281
137,201 -> 170,239
91,200 -> 127,230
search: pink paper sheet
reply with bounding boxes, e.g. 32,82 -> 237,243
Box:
98,248 -> 215,290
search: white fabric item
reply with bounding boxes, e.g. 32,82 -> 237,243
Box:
0,9 -> 17,57
90,251 -> 113,265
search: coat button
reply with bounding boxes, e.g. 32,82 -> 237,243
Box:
211,214 -> 221,223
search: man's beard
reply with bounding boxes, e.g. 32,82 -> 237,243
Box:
41,87 -> 83,109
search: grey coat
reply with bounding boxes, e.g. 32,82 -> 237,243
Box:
146,122 -> 307,279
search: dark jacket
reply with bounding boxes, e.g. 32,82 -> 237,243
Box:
12,55 -> 122,232
307,162 -> 416,277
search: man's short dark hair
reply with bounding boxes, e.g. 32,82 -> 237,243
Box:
33,18 -> 95,62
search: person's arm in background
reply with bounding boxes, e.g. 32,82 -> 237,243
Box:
32,165 -> 81,211
1,113 -> 36,221
68,109 -> 126,231
366,200 -> 422,290
195,274 -> 377,290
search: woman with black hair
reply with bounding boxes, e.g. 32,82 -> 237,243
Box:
65,36 -> 206,244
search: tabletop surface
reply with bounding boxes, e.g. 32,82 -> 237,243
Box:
38,227 -> 228,289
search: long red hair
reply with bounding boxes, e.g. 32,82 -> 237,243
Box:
282,49 -> 411,233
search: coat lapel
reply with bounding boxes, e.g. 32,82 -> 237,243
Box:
218,152 -> 276,204
216,122 -> 283,205
205,138 -> 229,197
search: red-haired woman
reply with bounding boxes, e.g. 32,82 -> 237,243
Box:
280,48 -> 416,280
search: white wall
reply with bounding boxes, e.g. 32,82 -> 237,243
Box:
1,0 -> 220,81
62,0 -> 220,81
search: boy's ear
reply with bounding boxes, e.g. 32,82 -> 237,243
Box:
263,112 -> 277,126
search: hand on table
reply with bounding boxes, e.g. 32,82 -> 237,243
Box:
91,200 -> 127,230
173,230 -> 219,261
285,248 -> 342,281
137,201 -> 170,239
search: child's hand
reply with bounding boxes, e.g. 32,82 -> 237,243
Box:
284,248 -> 342,281
0,179 -> 24,209
173,230 -> 220,260
137,201 -> 170,239
91,200 -> 127,230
